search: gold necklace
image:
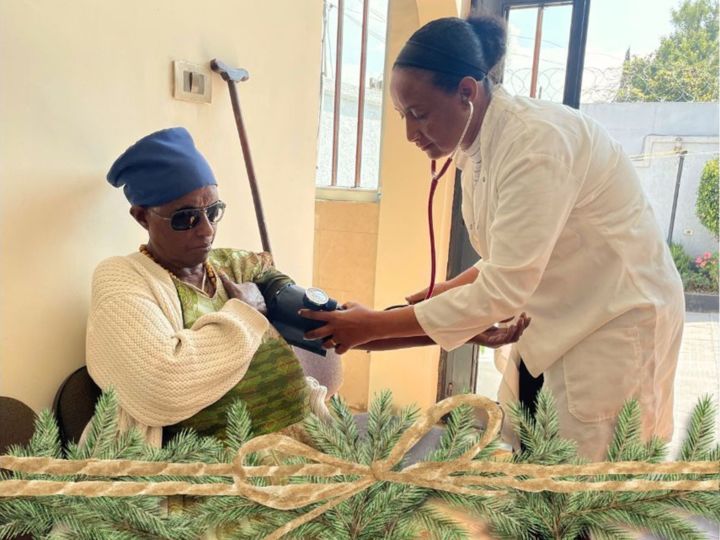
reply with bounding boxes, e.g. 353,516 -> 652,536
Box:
139,245 -> 216,295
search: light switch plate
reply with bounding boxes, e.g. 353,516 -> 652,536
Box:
173,60 -> 212,103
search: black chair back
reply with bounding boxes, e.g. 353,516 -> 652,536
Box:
0,396 -> 36,539
0,396 -> 36,454
52,366 -> 101,447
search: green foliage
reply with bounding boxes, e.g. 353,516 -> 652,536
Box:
691,251 -> 719,293
1,389 -> 718,540
297,392 -> 466,540
1,390 -> 200,539
670,242 -> 694,277
670,242 -> 719,292
5,410 -> 62,463
509,390 -> 578,466
477,391 -> 720,540
697,157 -> 719,238
616,0 -> 719,102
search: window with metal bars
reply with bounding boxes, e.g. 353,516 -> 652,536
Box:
315,0 -> 389,190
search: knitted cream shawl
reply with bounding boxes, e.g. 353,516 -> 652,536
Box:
86,252 -> 328,447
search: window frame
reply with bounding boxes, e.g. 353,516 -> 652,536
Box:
501,0 -> 591,108
316,0 -> 387,193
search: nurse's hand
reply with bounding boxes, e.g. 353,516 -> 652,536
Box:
300,302 -> 380,354
470,313 -> 531,348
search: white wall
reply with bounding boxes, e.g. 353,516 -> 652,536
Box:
0,0 -> 322,412
582,102 -> 719,256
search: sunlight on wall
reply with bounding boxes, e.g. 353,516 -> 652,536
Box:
0,1 -> 322,412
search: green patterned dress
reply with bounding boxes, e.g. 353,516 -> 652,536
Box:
162,248 -> 310,444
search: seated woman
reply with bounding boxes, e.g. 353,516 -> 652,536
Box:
86,127 -> 330,447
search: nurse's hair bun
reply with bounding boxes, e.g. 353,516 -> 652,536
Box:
466,15 -> 507,72
394,14 -> 507,93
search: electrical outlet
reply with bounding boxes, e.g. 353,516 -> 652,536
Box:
173,60 -> 211,103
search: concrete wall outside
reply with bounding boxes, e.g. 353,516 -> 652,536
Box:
0,0 -> 322,412
582,102 -> 719,256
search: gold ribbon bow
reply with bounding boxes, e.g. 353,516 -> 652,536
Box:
229,394 -> 503,538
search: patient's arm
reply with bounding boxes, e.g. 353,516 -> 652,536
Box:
358,336 -> 436,350
215,248 -> 295,306
247,253 -> 295,304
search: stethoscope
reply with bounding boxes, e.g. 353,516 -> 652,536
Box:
424,99 -> 474,300
385,99 -> 475,311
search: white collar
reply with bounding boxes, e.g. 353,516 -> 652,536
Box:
466,122 -> 483,165
465,84 -> 506,166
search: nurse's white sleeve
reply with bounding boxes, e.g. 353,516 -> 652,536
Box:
414,153 -> 579,350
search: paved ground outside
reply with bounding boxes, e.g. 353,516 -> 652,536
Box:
659,311 -> 719,540
669,312 -> 719,459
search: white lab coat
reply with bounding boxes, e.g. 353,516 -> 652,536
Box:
414,85 -> 685,460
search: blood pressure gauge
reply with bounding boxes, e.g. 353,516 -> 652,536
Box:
266,284 -> 339,356
304,287 -> 337,311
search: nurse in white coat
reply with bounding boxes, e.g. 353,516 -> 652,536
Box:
303,15 -> 685,460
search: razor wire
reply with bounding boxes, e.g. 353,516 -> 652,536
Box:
503,65 -> 718,104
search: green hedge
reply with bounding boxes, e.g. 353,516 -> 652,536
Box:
696,158 -> 719,238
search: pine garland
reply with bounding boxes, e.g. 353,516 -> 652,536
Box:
0,388 -> 718,539
458,392 -> 720,540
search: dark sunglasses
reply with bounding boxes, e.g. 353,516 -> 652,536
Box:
150,200 -> 226,231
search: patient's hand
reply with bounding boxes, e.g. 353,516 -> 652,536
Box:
469,313 -> 531,348
219,273 -> 268,315
405,281 -> 452,304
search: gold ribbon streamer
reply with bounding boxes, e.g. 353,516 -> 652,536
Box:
0,394 -> 717,540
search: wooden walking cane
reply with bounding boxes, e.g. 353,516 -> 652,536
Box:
211,59 -> 272,254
